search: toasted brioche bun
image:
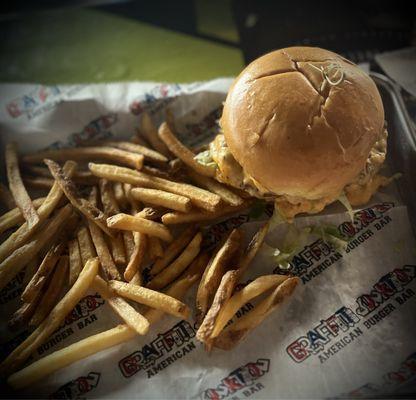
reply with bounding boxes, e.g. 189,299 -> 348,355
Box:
220,46 -> 384,200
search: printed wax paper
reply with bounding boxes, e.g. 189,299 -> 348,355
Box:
0,79 -> 415,399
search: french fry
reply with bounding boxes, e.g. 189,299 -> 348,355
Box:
162,202 -> 251,225
0,258 -> 99,373
131,130 -> 152,147
6,142 -> 40,229
0,197 -> 45,235
68,239 -> 82,286
21,242 -> 65,302
211,275 -> 289,338
104,141 -> 168,164
122,230 -> 135,260
23,176 -> 54,189
109,280 -> 190,319
196,229 -> 242,322
158,122 -> 215,177
8,324 -> 136,389
88,219 -> 121,280
140,112 -> 171,157
109,234 -> 127,265
187,169 -> 243,206
130,270 -> 142,286
141,165 -> 172,180
93,276 -> 149,335
89,163 -> 221,212
0,182 -> 15,210
77,225 -> 96,265
9,295 -> 43,330
107,213 -> 173,242
30,256 -> 69,326
237,223 -> 269,277
0,204 -> 73,292
136,207 -> 165,221
144,272 -> 201,324
99,178 -> 120,215
23,165 -> 97,185
113,181 -> 128,210
45,159 -> 114,237
123,183 -> 140,212
147,232 -> 202,290
213,277 -> 300,350
150,226 -> 197,275
131,187 -> 191,213
23,146 -> 144,170
148,236 -> 163,260
196,270 -> 239,349
0,161 -> 76,263
22,257 -> 39,288
8,259 -> 208,389
124,231 -> 147,282
183,251 -> 211,279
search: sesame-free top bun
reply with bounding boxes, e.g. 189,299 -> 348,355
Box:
220,46 -> 385,200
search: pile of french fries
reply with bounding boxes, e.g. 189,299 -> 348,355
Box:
0,112 -> 299,390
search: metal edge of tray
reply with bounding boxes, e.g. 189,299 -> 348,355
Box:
370,71 -> 416,237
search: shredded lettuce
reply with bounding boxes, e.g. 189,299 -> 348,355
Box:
194,150 -> 217,170
310,224 -> 349,251
268,202 -> 287,231
338,192 -> 355,222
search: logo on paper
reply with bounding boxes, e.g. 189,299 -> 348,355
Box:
199,359 -> 270,400
6,85 -> 84,119
130,84 -> 182,115
118,320 -> 196,379
50,372 -> 100,399
61,294 -> 104,328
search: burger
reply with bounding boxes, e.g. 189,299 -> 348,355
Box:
201,46 -> 392,220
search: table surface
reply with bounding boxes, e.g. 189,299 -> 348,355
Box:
0,4 -> 243,84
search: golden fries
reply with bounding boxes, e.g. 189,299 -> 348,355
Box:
113,181 -> 128,210
196,270 -> 238,349
107,213 -> 173,242
0,258 -> 99,373
93,276 -> 149,335
158,122 -> 215,177
77,225 -> 96,265
99,178 -> 120,215
140,112 -> 170,157
150,226 -> 196,275
124,231 -> 147,282
214,277 -> 300,350
23,176 -> 54,189
162,202 -> 251,225
0,182 -> 15,209
109,280 -> 190,319
6,142 -> 40,229
0,205 -> 73,291
196,229 -> 242,321
131,187 -> 191,212
88,219 -> 121,280
8,324 -> 136,389
147,232 -> 202,290
187,169 -> 243,206
104,141 -> 168,164
0,161 -> 76,263
30,256 -> 69,326
45,159 -> 114,237
21,242 -> 65,302
148,236 -> 163,260
211,275 -> 289,338
68,239 -> 82,286
0,197 -> 45,235
89,163 -> 221,212
237,223 -> 269,276
24,146 -> 144,170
